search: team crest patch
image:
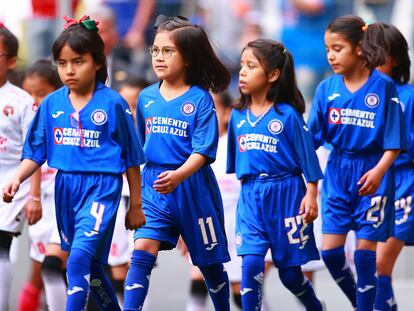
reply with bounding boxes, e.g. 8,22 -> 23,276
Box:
365,93 -> 380,108
91,109 -> 108,125
145,118 -> 153,134
3,105 -> 14,117
181,101 -> 195,116
235,233 -> 242,247
268,119 -> 283,135
329,108 -> 341,124
54,128 -> 63,144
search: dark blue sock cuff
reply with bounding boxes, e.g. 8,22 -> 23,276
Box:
242,254 -> 265,268
354,249 -> 376,266
68,248 -> 93,267
131,250 -> 156,268
377,275 -> 391,284
321,246 -> 345,260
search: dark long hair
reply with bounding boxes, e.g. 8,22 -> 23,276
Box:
236,39 -> 305,114
52,23 -> 107,84
154,16 -> 230,93
25,59 -> 63,90
0,27 -> 18,58
378,22 -> 410,84
327,15 -> 387,70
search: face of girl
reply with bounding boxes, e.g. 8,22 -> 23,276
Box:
239,48 -> 270,96
56,44 -> 100,94
0,39 -> 16,86
151,31 -> 187,83
324,30 -> 362,76
23,75 -> 55,106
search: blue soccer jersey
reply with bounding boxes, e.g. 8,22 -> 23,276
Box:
308,69 -> 406,154
226,103 -> 323,182
136,83 -> 218,166
22,82 -> 146,172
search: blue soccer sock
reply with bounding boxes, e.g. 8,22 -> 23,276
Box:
355,249 -> 377,311
66,248 -> 93,311
90,259 -> 121,310
374,275 -> 396,311
123,250 -> 156,311
198,263 -> 230,311
321,246 -> 357,307
240,254 -> 265,311
278,266 -> 322,311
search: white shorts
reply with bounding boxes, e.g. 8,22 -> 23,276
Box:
0,173 -> 30,233
28,192 -> 61,262
108,196 -> 134,266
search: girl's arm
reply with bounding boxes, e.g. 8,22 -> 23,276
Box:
25,168 -> 42,225
125,166 -> 146,230
3,159 -> 40,203
153,153 -> 207,194
358,149 -> 400,196
300,181 -> 319,224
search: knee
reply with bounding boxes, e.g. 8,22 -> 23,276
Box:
376,256 -> 392,276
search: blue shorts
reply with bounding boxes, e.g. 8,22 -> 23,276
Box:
235,174 -> 320,268
393,164 -> 414,245
134,163 -> 230,266
322,151 -> 395,242
55,171 -> 122,263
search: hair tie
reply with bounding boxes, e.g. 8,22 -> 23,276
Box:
63,15 -> 99,31
154,14 -> 189,29
362,23 -> 369,32
283,48 -> 287,54
0,21 -> 6,29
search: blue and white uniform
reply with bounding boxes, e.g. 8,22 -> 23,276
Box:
135,83 -> 230,266
227,103 -> 322,268
22,82 -> 146,263
308,69 -> 406,241
393,83 -> 414,245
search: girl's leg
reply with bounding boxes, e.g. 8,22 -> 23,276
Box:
355,239 -> 377,311
239,254 -> 265,311
89,259 -> 121,310
186,266 -> 208,311
110,263 -> 129,308
198,262 -> 230,311
66,248 -> 93,311
18,259 -> 43,311
278,266 -> 322,311
375,238 -> 404,311
321,233 -> 357,308
124,238 -> 159,311
41,243 -> 68,311
0,232 -> 13,311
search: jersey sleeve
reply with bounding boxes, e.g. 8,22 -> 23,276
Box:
383,85 -> 407,150
226,110 -> 236,174
114,99 -> 147,168
135,95 -> 146,147
21,99 -> 47,166
292,112 -> 324,182
191,95 -> 218,163
308,83 -> 326,149
405,92 -> 414,159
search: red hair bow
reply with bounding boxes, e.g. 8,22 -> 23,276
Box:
63,15 -> 99,31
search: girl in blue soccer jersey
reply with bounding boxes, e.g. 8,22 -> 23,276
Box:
375,23 -> 414,311
2,16 -> 146,311
227,38 -> 324,311
308,16 -> 406,311
124,15 -> 231,311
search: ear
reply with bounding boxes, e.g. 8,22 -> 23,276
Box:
7,57 -> 17,70
268,69 -> 280,83
356,43 -> 362,56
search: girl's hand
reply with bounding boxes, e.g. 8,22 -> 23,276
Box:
358,167 -> 384,196
125,204 -> 146,230
25,198 -> 42,225
153,170 -> 184,194
3,180 -> 21,203
299,193 -> 318,224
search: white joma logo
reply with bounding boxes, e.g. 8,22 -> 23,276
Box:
206,243 -> 218,251
358,285 -> 375,293
84,231 -> 99,237
240,288 -> 253,295
125,283 -> 144,291
209,282 -> 226,294
328,93 -> 340,101
237,120 -> 246,128
391,97 -> 399,104
68,286 -> 84,295
145,100 -> 154,108
126,109 -> 132,115
52,111 -> 64,118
